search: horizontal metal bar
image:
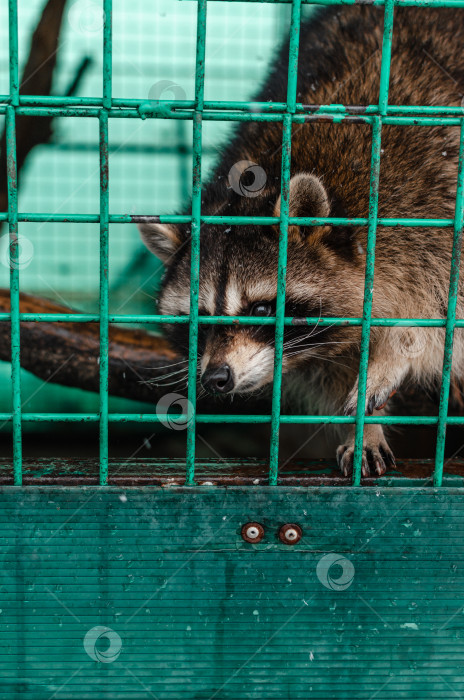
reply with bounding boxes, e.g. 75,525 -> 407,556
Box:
0,213 -> 194,224
0,413 -> 463,425
180,0 -> 464,5
0,313 -> 461,327
0,104 -> 462,125
195,216 -> 454,228
1,97 -> 463,118
0,212 -> 454,227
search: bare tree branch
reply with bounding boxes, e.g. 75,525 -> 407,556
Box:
0,289 -> 271,413
0,0 -> 90,218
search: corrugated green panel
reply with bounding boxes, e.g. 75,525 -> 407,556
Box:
1,486 -> 464,699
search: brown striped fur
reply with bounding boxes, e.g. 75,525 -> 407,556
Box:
139,6 -> 464,476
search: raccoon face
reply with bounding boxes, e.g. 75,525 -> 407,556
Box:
138,173 -> 364,395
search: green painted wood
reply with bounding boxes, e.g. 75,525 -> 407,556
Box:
1,485 -> 464,699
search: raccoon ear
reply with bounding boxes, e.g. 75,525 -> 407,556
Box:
137,221 -> 182,264
273,173 -> 330,243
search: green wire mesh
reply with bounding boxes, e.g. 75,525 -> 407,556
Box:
2,0 -> 464,486
0,0 -> 286,425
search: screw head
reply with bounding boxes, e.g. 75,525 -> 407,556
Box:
241,522 -> 265,543
278,523 -> 302,545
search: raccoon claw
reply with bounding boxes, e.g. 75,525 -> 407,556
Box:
336,441 -> 396,478
369,389 -> 397,413
344,387 -> 396,416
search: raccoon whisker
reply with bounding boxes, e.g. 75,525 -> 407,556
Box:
237,328 -> 345,367
282,320 -> 337,349
238,382 -> 270,397
151,367 -> 189,381
304,321 -> 338,341
284,347 -> 342,359
149,359 -> 189,371
310,354 -> 353,372
148,369 -> 188,382
284,341 -> 351,358
283,333 -> 319,349
283,331 -> 325,349
284,299 -> 324,343
247,323 -> 263,342
286,350 -> 352,372
137,380 -> 155,389
290,297 -> 324,340
306,295 -> 324,337
286,353 -> 352,372
154,377 -> 189,387
138,377 -> 186,389
282,323 -> 337,349
149,375 -> 188,386
285,340 -> 352,352
311,340 -> 352,347
300,319 -> 338,341
147,377 -> 189,388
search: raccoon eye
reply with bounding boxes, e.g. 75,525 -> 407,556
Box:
250,301 -> 274,317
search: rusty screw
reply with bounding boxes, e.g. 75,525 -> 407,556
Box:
241,522 -> 265,543
278,523 -> 302,545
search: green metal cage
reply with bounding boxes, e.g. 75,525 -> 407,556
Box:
3,1 -> 464,699
1,0 -> 464,485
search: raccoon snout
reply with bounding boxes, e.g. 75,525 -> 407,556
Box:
201,364 -> 235,394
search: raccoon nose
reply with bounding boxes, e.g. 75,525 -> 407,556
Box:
201,364 -> 234,394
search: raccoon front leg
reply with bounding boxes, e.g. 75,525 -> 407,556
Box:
343,352 -> 411,417
336,408 -> 396,477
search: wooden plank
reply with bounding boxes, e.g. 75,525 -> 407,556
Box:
1,457 -> 464,486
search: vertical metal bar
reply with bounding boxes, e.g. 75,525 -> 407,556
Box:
103,0 -> 112,110
8,0 -> 18,107
352,117 -> 382,485
351,0 -> 393,484
99,0 -> 111,484
185,0 -> 207,485
285,0 -> 302,115
434,120 -> 464,486
269,0 -> 302,485
99,110 -> 109,486
8,0 -> 21,484
379,0 -> 394,116
6,107 -> 21,485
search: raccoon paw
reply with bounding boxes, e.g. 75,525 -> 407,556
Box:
336,440 -> 396,478
344,384 -> 396,416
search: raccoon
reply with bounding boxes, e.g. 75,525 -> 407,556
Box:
138,5 -> 464,477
